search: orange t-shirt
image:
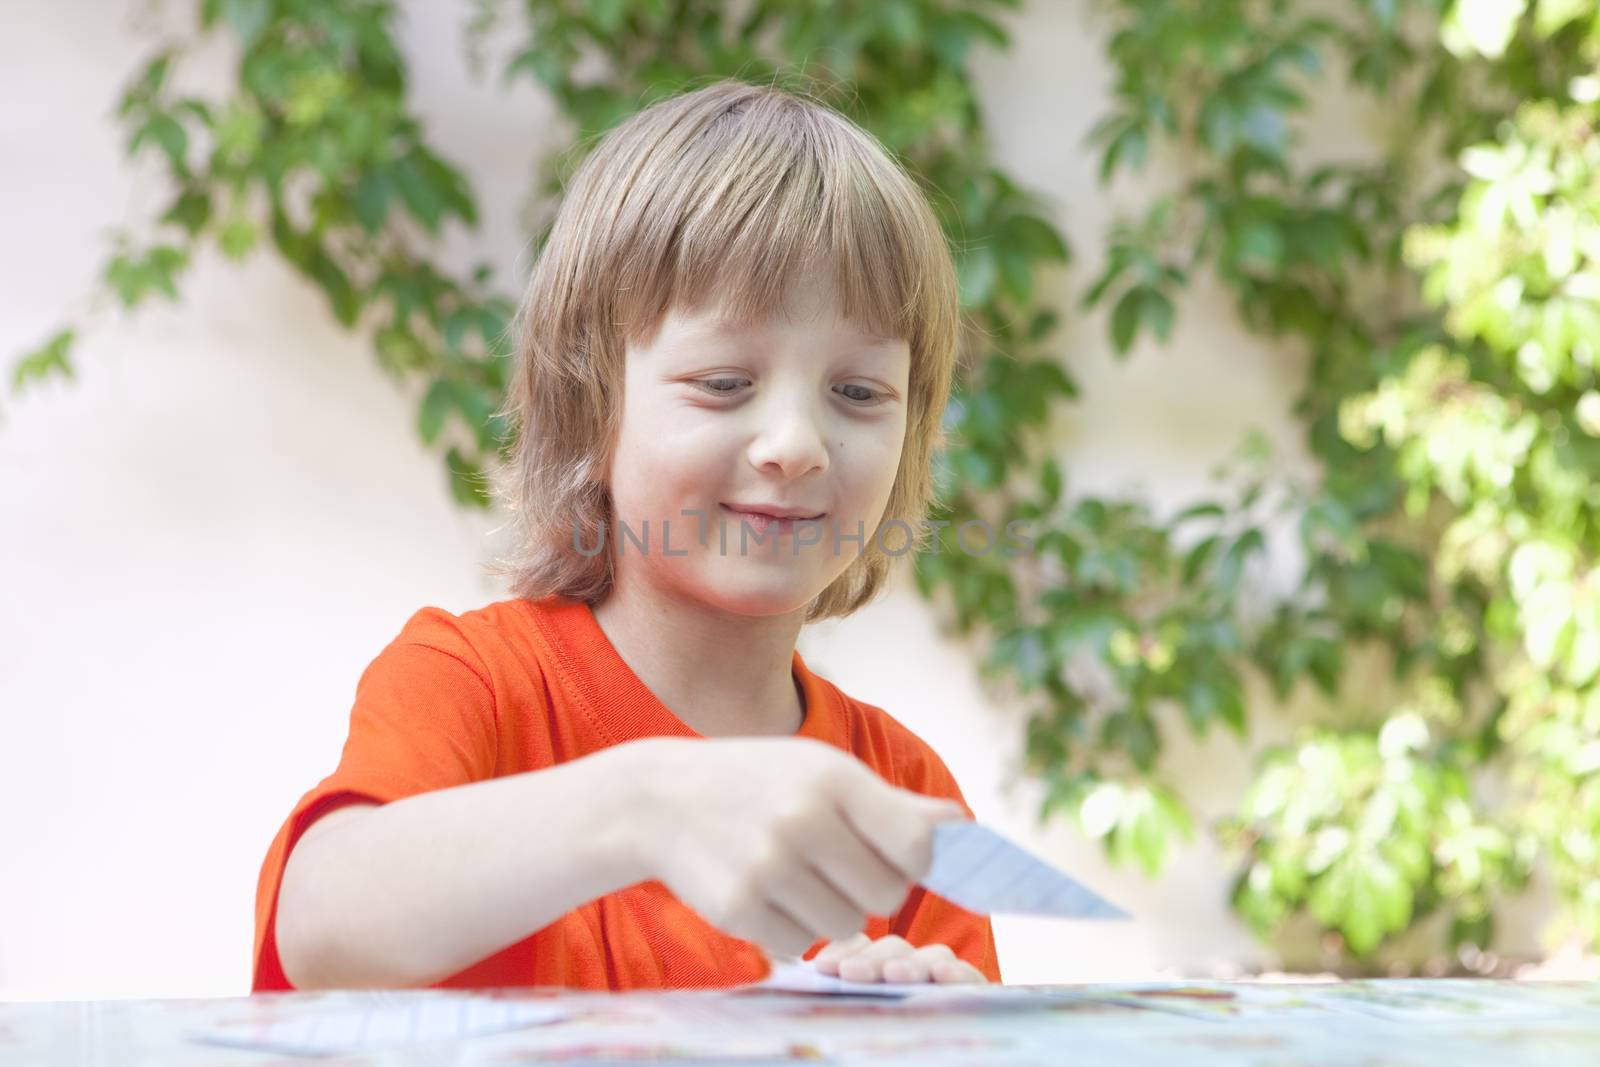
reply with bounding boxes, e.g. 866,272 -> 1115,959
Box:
252,595 -> 1001,991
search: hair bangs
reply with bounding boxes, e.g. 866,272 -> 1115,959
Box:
612,95 -> 946,359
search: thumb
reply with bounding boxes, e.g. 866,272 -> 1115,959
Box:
907,792 -> 968,823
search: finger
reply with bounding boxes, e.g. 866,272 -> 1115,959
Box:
812,932 -> 871,974
793,810 -> 915,919
836,776 -> 951,883
882,955 -> 933,983
881,943 -> 955,985
765,862 -> 867,946
835,934 -> 915,983
915,795 -> 969,823
931,959 -> 988,984
755,900 -> 827,958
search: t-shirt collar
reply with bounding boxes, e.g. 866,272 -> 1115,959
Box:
520,596 -> 843,747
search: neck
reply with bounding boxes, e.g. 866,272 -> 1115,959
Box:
590,577 -> 809,738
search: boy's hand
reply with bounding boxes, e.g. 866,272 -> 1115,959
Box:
630,737 -> 966,958
812,933 -> 988,984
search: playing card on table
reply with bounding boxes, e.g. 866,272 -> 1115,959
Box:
919,820 -> 1126,919
191,992 -> 568,1057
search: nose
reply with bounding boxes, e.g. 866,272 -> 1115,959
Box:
747,397 -> 830,480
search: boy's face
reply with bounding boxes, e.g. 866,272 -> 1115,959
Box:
607,274 -> 911,616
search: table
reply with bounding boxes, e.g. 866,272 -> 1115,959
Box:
5,979 -> 1599,1065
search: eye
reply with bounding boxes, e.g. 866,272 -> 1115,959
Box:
693,377 -> 749,396
835,383 -> 886,405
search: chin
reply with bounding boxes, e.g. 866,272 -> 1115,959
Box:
694,571 -> 826,619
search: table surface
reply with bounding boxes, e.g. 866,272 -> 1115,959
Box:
6,978 -> 1600,1066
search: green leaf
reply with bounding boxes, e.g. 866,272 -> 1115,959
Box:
1101,709 -> 1160,773
993,627 -> 1053,690
879,0 -> 922,47
1233,221 -> 1285,272
1199,95 -> 1238,157
12,328 -> 77,390
1101,122 -> 1149,182
161,189 -> 211,237
507,46 -> 567,92
1106,784 -> 1190,877
455,382 -> 503,450
1141,287 -> 1175,340
1107,285 -> 1175,353
957,244 -> 998,306
221,0 -> 273,49
588,0 -> 627,34
1048,604 -> 1125,659
959,446 -> 1002,488
930,11 -> 1008,67
218,215 -> 258,260
1026,309 -> 1059,341
1182,534 -> 1221,583
410,149 -> 478,227
306,248 -> 359,326
353,171 -> 394,234
1182,668 -> 1247,739
1172,502 -> 1225,525
1110,286 -> 1144,354
120,53 -> 171,117
1127,799 -> 1168,875
1306,637 -> 1343,697
1234,864 -> 1289,935
105,245 -> 188,307
1348,854 -> 1412,955
1449,911 -> 1494,951
1534,0 -> 1589,35
1217,527 -> 1265,596
376,326 -> 431,378
130,113 -> 189,174
998,247 -> 1034,304
393,156 -> 444,232
1082,247 -> 1129,309
1040,456 -> 1063,506
1002,215 -> 1070,262
418,379 -> 452,444
1269,846 -> 1308,901
954,10 -> 1009,47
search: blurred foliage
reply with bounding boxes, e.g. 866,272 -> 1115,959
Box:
9,0 -> 1600,972
1072,0 -> 1600,969
1221,709 -> 1534,956
11,0 -> 517,504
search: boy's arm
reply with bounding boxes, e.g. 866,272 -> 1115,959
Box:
274,739 -> 658,990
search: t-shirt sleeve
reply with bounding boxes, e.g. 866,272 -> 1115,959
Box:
252,608 -> 500,991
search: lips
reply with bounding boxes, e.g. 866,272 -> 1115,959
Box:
719,505 -> 826,538
721,504 -> 826,520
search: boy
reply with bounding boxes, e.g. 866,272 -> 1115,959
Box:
254,78 -> 1001,992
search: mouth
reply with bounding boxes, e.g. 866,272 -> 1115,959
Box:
720,504 -> 827,534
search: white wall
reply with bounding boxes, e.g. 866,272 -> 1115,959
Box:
0,2 -> 1558,999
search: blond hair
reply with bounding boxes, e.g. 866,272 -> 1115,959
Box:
485,77 -> 964,622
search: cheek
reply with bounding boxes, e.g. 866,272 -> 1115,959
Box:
610,416 -> 716,515
849,421 -> 906,490
824,428 -> 903,527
